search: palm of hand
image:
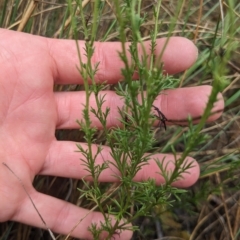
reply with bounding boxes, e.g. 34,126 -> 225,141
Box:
0,31 -> 57,222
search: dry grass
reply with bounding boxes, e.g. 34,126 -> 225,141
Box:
0,0 -> 240,239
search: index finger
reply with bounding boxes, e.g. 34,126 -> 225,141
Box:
48,37 -> 198,84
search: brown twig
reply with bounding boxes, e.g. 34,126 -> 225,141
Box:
2,162 -> 56,240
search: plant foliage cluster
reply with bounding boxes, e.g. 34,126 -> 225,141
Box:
0,0 -> 239,239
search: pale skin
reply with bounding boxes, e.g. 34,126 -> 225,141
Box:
0,29 -> 224,239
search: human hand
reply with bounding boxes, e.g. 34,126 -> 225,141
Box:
0,29 -> 224,239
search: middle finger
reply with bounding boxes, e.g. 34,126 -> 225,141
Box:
55,86 -> 224,129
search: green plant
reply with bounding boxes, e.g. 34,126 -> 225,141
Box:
66,0 -> 232,238
1,0 -> 239,239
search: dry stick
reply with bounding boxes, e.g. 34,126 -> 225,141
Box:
65,182 -> 122,240
190,190 -> 240,240
2,162 -> 56,240
219,0 -> 224,38
193,0 -> 203,43
179,0 -> 203,87
65,205 -> 97,240
17,0 -> 38,31
216,172 -> 234,240
233,202 -> 240,236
